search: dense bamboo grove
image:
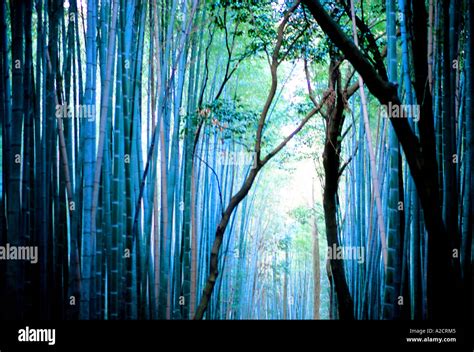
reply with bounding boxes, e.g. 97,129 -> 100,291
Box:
0,0 -> 471,320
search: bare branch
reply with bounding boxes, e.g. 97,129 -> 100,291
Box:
338,141 -> 359,177
261,91 -> 330,166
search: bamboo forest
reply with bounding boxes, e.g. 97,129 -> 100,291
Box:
0,0 -> 472,322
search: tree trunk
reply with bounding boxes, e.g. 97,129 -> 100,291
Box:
322,56 -> 354,320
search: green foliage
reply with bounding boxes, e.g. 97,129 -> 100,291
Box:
207,99 -> 258,144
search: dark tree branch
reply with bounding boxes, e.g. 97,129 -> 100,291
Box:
338,141 -> 358,177
340,0 -> 388,81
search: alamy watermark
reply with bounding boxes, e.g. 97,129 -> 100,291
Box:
380,102 -> 420,122
216,150 -> 258,168
0,243 -> 38,264
327,244 -> 365,264
55,103 -> 95,122
18,326 -> 55,346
